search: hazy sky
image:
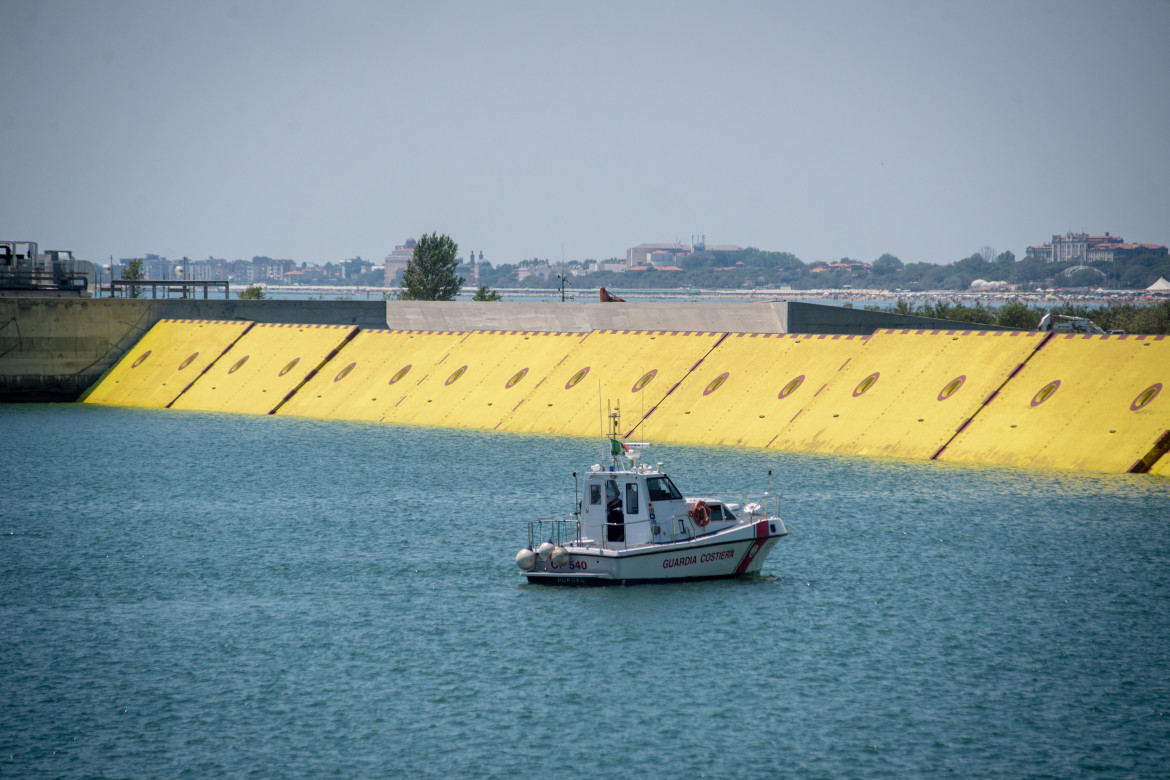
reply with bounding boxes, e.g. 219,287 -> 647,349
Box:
2,0 -> 1168,267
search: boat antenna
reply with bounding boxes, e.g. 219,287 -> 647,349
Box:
608,401 -> 622,469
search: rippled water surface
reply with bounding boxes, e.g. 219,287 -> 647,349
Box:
3,404 -> 1169,778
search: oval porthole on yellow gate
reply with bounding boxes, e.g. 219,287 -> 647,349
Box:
631,370 -> 657,393
853,372 -> 879,398
445,365 -> 468,386
506,368 -> 529,389
334,362 -> 356,382
131,350 -> 152,369
1030,380 -> 1061,407
177,352 -> 199,370
938,375 -> 966,402
227,355 -> 250,374
778,375 -> 804,400
388,364 -> 412,385
1130,382 -> 1162,412
279,357 -> 301,377
703,372 -> 729,396
565,366 -> 590,390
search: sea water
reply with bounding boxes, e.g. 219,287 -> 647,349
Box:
2,404 -> 1169,779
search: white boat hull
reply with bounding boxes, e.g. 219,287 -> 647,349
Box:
525,518 -> 785,586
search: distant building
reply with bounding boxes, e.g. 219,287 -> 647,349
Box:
516,260 -> 552,282
626,237 -> 742,270
384,238 -> 416,286
808,260 -> 871,275
341,257 -> 373,280
627,243 -> 692,268
250,256 -> 290,283
1026,232 -> 1167,264
456,259 -> 478,284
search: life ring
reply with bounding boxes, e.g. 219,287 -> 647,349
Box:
689,500 -> 711,528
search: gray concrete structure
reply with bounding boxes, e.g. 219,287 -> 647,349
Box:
385,299 -> 1010,336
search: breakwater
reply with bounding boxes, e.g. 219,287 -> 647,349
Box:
79,316 -> 1170,474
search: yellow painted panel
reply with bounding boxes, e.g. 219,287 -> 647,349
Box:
432,331 -> 589,430
81,319 -> 252,408
852,330 -> 1048,459
170,323 -> 357,415
635,333 -> 866,447
276,330 -> 464,422
938,334 -> 1170,472
383,331 -> 588,429
497,330 -> 726,438
764,330 -> 1049,457
1150,451 -> 1170,477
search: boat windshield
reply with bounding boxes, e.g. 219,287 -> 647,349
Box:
647,476 -> 682,502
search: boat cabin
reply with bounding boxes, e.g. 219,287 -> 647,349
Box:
578,466 -> 739,548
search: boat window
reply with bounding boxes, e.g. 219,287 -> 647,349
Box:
708,504 -> 726,523
589,484 -> 602,505
646,476 -> 682,502
625,482 -> 639,514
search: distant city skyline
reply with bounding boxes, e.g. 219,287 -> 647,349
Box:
3,1 -> 1168,268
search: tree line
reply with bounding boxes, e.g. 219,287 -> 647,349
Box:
476,247 -> 1170,293
865,299 -> 1170,335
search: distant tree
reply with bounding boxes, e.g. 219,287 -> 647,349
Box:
994,301 -> 1039,329
399,233 -> 464,301
1009,256 -> 1048,288
472,284 -> 502,301
237,284 -> 265,299
121,258 -> 144,298
871,254 -> 903,276
954,253 -> 991,279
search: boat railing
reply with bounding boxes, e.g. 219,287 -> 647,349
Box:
601,491 -> 784,549
600,514 -> 659,550
694,491 -> 782,521
526,516 -> 582,549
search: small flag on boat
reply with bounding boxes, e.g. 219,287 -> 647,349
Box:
610,438 -> 630,456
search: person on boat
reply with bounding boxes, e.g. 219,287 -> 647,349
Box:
605,479 -> 624,542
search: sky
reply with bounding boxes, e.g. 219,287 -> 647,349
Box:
2,0 -> 1168,268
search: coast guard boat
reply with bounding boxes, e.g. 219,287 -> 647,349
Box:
516,409 -> 788,585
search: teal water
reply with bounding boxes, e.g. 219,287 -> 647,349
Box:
3,404 -> 1169,778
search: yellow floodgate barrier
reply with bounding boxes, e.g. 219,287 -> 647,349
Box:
417,331 -> 590,431
170,323 -> 357,415
81,319 -> 254,408
497,330 -> 726,439
637,333 -> 868,448
80,319 -> 1170,475
936,333 -> 1170,473
766,329 -> 1047,460
276,330 -> 465,423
